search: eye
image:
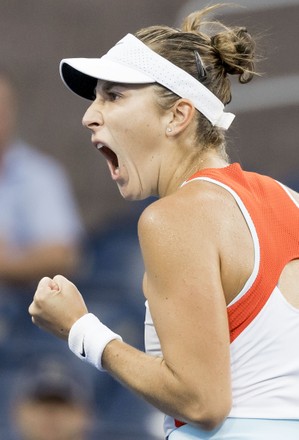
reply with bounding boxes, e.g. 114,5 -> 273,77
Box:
104,85 -> 123,101
106,90 -> 121,101
96,82 -> 125,101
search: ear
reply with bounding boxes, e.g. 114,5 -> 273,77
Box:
166,99 -> 195,136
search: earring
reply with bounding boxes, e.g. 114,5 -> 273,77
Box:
167,127 -> 172,133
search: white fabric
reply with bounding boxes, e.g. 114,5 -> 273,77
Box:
144,300 -> 162,357
60,34 -> 235,130
229,286 -> 299,419
68,313 -> 122,371
168,418 -> 299,439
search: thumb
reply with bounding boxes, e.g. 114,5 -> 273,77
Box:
49,278 -> 60,291
52,274 -> 71,291
38,276 -> 60,292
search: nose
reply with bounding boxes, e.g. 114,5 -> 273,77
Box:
82,101 -> 103,130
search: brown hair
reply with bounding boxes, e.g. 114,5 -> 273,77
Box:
135,4 -> 258,153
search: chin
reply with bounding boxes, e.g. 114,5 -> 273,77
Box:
118,187 -> 148,202
121,193 -> 143,202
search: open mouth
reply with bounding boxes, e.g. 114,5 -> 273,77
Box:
97,145 -> 119,177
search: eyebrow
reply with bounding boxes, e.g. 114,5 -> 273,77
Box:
103,81 -> 118,91
94,80 -> 145,98
93,81 -> 120,99
99,81 -> 123,93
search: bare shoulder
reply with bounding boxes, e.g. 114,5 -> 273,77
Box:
138,179 -> 253,304
138,179 -> 237,244
137,179 -> 236,280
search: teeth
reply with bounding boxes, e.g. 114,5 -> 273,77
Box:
96,143 -> 104,150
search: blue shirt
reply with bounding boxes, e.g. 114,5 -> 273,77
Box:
0,139 -> 84,249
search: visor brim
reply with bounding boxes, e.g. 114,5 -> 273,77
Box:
60,58 -> 155,100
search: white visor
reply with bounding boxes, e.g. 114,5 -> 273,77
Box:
60,33 -> 235,130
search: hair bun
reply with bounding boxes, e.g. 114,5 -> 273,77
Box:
211,26 -> 256,83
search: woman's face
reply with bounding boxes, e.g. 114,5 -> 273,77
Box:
82,80 -> 170,200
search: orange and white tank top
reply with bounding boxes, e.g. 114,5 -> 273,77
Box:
144,163 -> 299,437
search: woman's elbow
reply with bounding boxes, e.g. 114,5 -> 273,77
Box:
184,393 -> 232,431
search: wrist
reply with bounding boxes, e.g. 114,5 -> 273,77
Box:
68,313 -> 122,371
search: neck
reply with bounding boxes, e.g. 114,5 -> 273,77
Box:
159,150 -> 229,197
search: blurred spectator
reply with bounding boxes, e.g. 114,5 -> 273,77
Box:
9,356 -> 96,440
0,67 -> 84,354
0,67 -> 84,286
8,355 -> 162,440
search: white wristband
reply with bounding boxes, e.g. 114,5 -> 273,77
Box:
68,313 -> 122,371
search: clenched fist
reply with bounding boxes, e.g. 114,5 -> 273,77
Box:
29,275 -> 88,340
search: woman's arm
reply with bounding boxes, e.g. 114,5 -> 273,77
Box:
29,188 -> 232,430
111,192 -> 231,427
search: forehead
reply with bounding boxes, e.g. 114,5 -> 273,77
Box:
95,79 -> 155,93
93,80 -> 166,112
96,80 -> 121,91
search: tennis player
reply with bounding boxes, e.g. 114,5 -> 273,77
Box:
29,5 -> 299,439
